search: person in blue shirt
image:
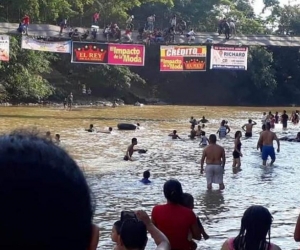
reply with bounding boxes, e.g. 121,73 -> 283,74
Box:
140,170 -> 151,184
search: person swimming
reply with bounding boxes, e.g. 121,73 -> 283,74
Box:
199,131 -> 209,146
86,124 -> 95,132
98,127 -> 113,134
169,130 -> 181,139
199,116 -> 208,123
140,170 -> 151,184
279,132 -> 300,142
45,131 -> 52,141
136,123 -> 140,129
54,134 -> 60,145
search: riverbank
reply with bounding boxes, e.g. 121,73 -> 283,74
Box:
0,97 -> 169,107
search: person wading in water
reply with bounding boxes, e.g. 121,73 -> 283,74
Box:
242,119 -> 257,138
257,123 -> 280,166
200,134 -> 226,190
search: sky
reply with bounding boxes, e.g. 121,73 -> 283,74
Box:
252,0 -> 300,15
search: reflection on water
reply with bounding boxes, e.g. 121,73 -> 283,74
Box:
0,106 -> 299,249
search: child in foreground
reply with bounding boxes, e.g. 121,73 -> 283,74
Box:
111,220 -> 122,250
140,170 -> 151,184
181,193 -> 209,249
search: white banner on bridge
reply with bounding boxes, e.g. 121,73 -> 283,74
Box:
210,45 -> 248,70
0,35 -> 9,62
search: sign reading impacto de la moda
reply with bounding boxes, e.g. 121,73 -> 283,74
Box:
108,44 -> 145,66
210,45 -> 248,70
160,45 -> 207,72
71,42 -> 145,66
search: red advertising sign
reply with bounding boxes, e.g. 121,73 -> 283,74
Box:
108,44 -> 145,66
160,45 -> 207,71
71,42 -> 108,64
71,42 -> 145,66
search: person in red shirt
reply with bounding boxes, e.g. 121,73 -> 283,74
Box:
93,12 -> 100,24
22,14 -> 30,35
151,179 -> 202,250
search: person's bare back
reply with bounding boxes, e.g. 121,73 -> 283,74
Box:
204,144 -> 224,165
245,123 -> 253,133
260,130 -> 277,146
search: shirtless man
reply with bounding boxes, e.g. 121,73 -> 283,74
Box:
200,134 -> 226,190
168,130 -> 181,139
124,138 -> 138,161
242,119 -> 257,137
257,123 -> 280,166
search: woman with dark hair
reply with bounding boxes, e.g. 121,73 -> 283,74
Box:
232,131 -> 242,168
151,179 -> 202,250
221,205 -> 281,250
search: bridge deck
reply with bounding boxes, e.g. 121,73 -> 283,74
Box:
0,23 -> 300,47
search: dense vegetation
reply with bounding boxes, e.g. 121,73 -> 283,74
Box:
0,0 -> 300,105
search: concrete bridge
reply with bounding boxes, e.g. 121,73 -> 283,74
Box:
1,22 -> 300,47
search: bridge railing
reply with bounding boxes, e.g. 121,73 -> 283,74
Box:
0,19 -> 297,37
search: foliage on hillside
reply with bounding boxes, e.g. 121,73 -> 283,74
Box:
0,0 -> 300,104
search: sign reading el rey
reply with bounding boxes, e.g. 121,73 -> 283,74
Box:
71,42 -> 108,64
160,46 -> 207,71
108,44 -> 145,66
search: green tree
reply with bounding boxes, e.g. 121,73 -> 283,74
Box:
0,35 -> 55,102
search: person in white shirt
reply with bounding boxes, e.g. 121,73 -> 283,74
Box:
147,15 -> 155,31
200,131 -> 209,147
186,29 -> 195,43
126,15 -> 134,24
261,112 -> 267,125
170,15 -> 176,28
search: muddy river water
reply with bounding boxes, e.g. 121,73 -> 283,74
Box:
0,105 -> 299,249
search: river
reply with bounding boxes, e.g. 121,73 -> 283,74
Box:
0,105 -> 299,249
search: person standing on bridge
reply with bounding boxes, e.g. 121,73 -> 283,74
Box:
170,15 -> 176,28
186,29 -> 195,44
147,14 -> 155,32
93,12 -> 100,24
22,14 -> 30,35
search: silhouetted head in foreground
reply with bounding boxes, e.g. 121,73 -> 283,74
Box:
163,179 -> 183,204
0,131 -> 98,250
234,205 -> 273,250
209,134 -> 217,144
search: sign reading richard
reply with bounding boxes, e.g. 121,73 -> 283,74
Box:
210,45 -> 248,70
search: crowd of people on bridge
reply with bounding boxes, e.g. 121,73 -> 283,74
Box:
15,11 -> 236,43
